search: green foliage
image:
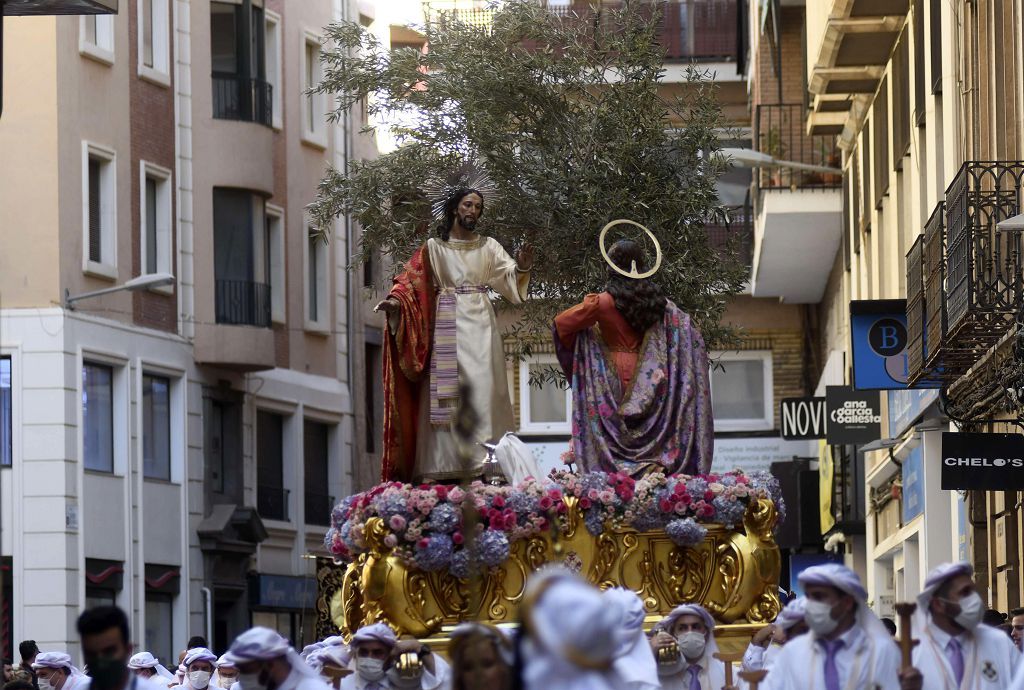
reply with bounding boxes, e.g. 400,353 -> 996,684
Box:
310,0 -> 746,356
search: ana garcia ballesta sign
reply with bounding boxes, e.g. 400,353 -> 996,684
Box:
825,386 -> 882,445
941,432 -> 1024,490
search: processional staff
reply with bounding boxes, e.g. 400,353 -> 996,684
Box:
714,651 -> 745,690
894,602 -> 918,671
738,670 -> 768,690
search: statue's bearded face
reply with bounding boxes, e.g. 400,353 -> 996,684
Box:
456,193 -> 483,230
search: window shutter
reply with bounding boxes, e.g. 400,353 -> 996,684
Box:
89,158 -> 102,263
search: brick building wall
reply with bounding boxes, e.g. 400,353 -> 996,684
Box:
751,7 -> 807,110
130,0 -> 178,332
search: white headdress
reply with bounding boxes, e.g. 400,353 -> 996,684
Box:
183,648 -> 217,669
775,597 -> 807,631
351,622 -> 398,649
32,653 -> 82,677
128,652 -> 175,680
798,563 -> 891,641
222,627 -> 319,678
603,588 -> 659,690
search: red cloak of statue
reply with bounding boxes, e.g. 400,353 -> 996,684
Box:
381,245 -> 434,482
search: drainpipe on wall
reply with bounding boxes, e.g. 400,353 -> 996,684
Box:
201,586 -> 213,646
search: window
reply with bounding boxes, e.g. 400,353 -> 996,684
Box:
141,162 -> 172,279
85,558 -> 122,608
306,227 -> 328,329
83,142 -> 117,279
304,420 -> 332,526
83,363 -> 114,473
1,357 -> 10,467
80,14 -> 115,64
892,30 -> 911,164
213,189 -> 270,327
265,10 -> 282,128
860,121 -> 871,233
873,77 -> 890,207
302,34 -> 326,146
142,374 -> 171,481
265,205 -> 285,323
930,0 -> 942,94
138,0 -> 170,83
364,339 -> 383,453
518,356 -> 571,434
145,594 -> 173,665
256,410 -> 287,521
210,2 -> 270,126
710,351 -> 773,432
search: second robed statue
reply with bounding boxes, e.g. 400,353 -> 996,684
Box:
553,222 -> 714,477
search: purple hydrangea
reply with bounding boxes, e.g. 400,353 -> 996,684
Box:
666,518 -> 707,547
449,549 -> 472,579
373,493 -> 410,522
427,503 -> 461,534
477,530 -> 510,568
323,527 -> 338,551
630,506 -> 667,532
685,477 -> 709,497
712,496 -> 747,528
331,494 -> 357,526
506,492 -> 539,521
415,534 -> 454,572
583,507 -> 606,536
580,472 -> 609,494
748,470 -> 786,527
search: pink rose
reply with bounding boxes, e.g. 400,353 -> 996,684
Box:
448,487 -> 465,503
383,534 -> 398,548
579,497 -> 592,510
587,489 -> 600,501
389,515 -> 407,531
539,496 -> 553,510
620,489 -> 634,502
493,495 -> 506,508
599,490 -> 615,505
417,538 -> 429,549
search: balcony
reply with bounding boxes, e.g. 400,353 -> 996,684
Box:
750,104 -> 842,303
423,1 -> 740,63
212,73 -> 273,127
906,162 -> 1024,385
257,485 -> 290,522
804,0 -> 908,136
304,492 -> 336,527
215,279 -> 271,328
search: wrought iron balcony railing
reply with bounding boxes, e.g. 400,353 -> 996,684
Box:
305,492 -> 336,527
906,202 -> 945,385
212,73 -> 273,127
215,279 -> 271,328
257,485 -> 289,522
706,202 -> 752,269
906,234 -> 924,380
423,0 -> 740,62
754,103 -> 841,192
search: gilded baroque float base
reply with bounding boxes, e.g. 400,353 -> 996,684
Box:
316,498 -> 781,650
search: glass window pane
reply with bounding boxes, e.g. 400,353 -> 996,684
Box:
85,589 -> 116,610
1,357 -> 10,467
83,364 -> 114,473
210,3 -> 239,74
711,359 -> 765,420
143,0 -> 154,67
84,15 -> 98,45
145,595 -> 173,665
305,43 -> 316,131
143,375 -> 171,481
527,364 -> 567,424
145,176 -> 158,274
89,158 -> 103,264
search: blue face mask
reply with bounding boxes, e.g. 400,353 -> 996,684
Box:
87,657 -> 128,690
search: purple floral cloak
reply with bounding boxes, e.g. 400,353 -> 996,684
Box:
554,300 -> 714,476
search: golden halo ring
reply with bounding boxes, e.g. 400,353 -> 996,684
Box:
599,219 -> 663,279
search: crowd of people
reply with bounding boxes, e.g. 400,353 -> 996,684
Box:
5,561 -> 1024,689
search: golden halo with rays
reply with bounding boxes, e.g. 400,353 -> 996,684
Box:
598,219 -> 663,279
421,160 -> 501,223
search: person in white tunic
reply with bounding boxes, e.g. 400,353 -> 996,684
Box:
903,562 -> 1019,690
171,649 -> 217,690
765,564 -> 901,690
604,588 -> 660,690
518,567 -> 630,690
32,653 -> 91,690
305,648 -> 351,690
211,656 -> 239,690
128,654 -> 176,684
649,604 -> 726,690
742,597 -> 807,673
221,628 -> 330,690
340,623 -> 447,690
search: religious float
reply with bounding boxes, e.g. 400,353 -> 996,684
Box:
314,468 -> 785,655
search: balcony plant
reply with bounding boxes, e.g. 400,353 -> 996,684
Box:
763,125 -> 786,187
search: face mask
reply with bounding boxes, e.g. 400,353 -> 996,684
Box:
676,631 -> 707,661
37,676 -> 57,690
189,671 -> 211,689
236,672 -> 265,690
804,599 -> 840,637
355,658 -> 385,683
947,592 -> 984,630
88,657 -> 128,690
218,677 -> 237,689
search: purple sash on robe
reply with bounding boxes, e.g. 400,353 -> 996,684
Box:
554,300 -> 714,476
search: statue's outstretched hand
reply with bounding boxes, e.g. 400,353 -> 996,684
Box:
374,298 -> 399,317
516,244 -> 534,270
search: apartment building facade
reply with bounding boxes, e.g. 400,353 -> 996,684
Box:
0,0 -> 377,659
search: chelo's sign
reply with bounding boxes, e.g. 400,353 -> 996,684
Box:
942,432 -> 1024,490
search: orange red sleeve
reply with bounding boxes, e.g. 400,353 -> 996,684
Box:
554,293 -> 603,350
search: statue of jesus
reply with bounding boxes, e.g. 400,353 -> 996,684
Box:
375,189 -> 533,482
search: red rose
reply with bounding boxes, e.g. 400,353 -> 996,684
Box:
620,489 -> 635,502
704,490 -> 714,501
659,499 -> 673,512
493,495 -> 506,508
539,496 -> 554,510
418,538 -> 430,549
556,503 -> 567,514
433,485 -> 449,500
580,497 -> 593,510
453,532 -> 464,545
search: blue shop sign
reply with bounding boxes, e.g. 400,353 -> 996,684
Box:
887,389 -> 939,439
789,553 -> 844,596
252,574 -> 317,610
901,446 -> 924,522
850,300 -> 940,391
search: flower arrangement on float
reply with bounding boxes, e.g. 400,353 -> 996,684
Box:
324,469 -> 784,578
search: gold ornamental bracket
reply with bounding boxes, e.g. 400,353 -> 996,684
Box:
598,219 -> 663,279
